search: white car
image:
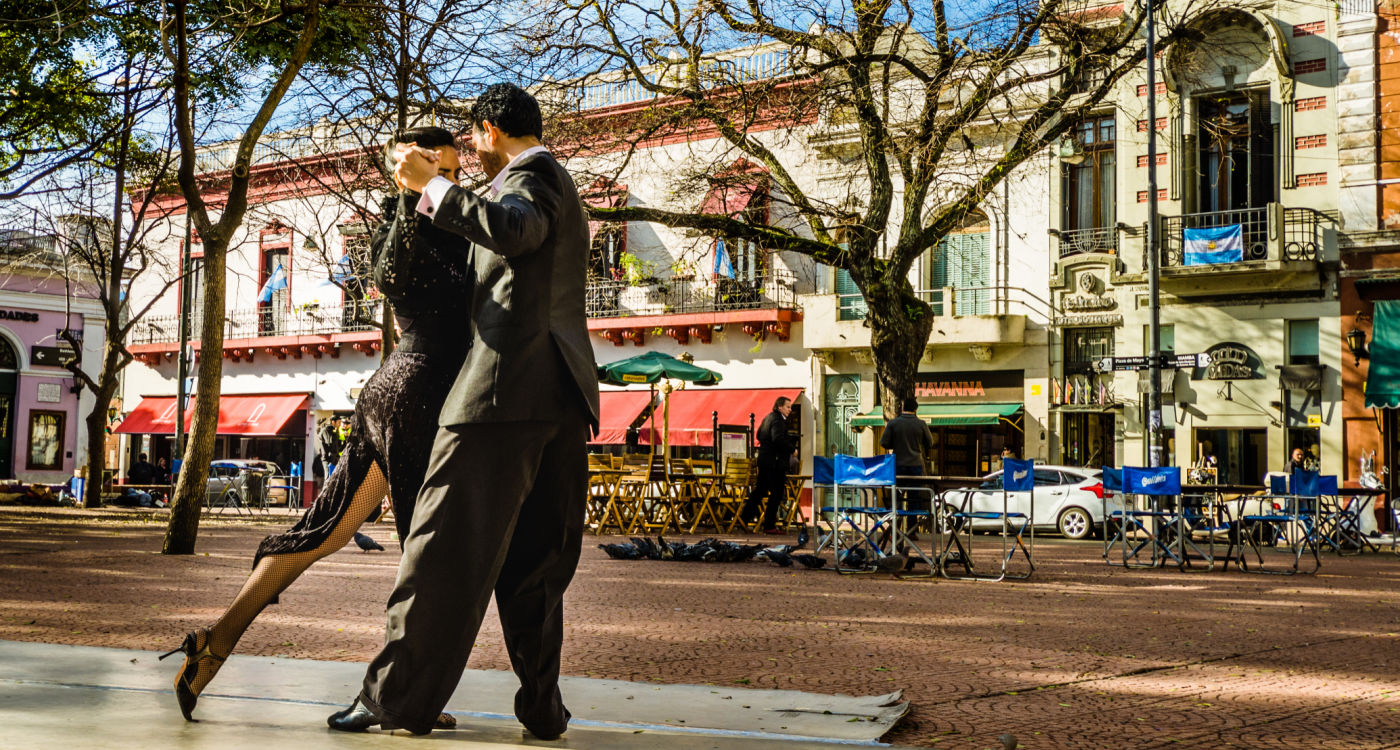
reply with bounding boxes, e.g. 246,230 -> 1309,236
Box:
937,465 -> 1124,540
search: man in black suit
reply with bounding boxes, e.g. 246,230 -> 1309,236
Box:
328,83 -> 599,738
743,396 -> 796,533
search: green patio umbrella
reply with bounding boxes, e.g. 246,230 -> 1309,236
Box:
597,351 -> 723,386
597,351 -> 722,464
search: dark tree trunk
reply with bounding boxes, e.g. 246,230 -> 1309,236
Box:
162,239 -> 227,554
862,276 -> 933,417
81,402 -> 110,508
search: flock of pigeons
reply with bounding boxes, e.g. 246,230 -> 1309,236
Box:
599,528 -> 834,569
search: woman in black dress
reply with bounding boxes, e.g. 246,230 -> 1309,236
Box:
161,127 -> 471,722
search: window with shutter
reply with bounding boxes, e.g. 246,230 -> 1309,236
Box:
834,267 -> 867,320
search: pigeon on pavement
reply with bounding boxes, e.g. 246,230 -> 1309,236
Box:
352,532 -> 384,552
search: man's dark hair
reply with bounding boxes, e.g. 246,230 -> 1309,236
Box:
773,396 -> 791,411
138,453 -> 148,461
469,83 -> 543,139
901,397 -> 918,413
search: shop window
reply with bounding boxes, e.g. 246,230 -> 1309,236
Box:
1143,324 -> 1174,355
1060,115 -> 1117,255
1064,326 -> 1115,375
1287,319 -> 1319,365
1196,89 -> 1275,213
27,410 -> 64,470
0,337 -> 15,369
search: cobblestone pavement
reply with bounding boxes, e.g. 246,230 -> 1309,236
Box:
1,507 -> 1398,749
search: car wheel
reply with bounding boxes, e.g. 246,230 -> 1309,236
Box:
1057,506 -> 1093,540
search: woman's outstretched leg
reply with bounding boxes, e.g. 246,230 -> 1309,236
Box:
176,461 -> 389,701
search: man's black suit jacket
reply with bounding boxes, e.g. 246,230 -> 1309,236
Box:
427,151 -> 600,427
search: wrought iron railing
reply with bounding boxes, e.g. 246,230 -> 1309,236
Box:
130,300 -> 385,345
835,285 -> 1054,325
1159,206 -> 1270,267
586,269 -> 796,318
1057,226 -> 1119,257
1282,207 -> 1324,262
566,48 -> 794,112
1157,204 -> 1322,269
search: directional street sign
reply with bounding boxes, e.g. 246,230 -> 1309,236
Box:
1094,353 -> 1212,373
30,345 -> 76,368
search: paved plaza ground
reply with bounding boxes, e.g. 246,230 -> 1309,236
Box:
0,506 -> 1397,749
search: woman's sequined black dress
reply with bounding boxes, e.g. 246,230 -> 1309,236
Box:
254,193 -> 471,563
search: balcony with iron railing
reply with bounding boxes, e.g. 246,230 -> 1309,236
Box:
563,47 -> 795,113
808,285 -> 1050,352
128,300 -> 387,364
1149,203 -> 1327,296
1053,225 -> 1120,258
586,268 -> 802,346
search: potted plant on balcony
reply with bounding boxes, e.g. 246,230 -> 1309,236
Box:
619,251 -> 658,286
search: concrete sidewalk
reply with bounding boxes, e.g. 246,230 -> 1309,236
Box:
0,641 -> 910,749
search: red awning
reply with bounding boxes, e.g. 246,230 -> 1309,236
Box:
644,387 -> 802,447
698,159 -> 769,217
115,394 -> 309,436
590,390 -> 655,445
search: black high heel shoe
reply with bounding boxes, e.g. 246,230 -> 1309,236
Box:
158,628 -> 225,721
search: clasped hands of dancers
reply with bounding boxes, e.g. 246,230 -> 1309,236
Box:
161,83 -> 600,738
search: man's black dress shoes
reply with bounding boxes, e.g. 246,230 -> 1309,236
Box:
327,698 -> 420,734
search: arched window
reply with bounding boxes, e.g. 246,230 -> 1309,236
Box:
0,337 -> 17,370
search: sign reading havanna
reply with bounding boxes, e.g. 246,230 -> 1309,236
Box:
914,370 -> 1023,402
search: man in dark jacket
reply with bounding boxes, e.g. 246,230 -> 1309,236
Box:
315,416 -> 342,478
882,398 -> 934,511
330,83 -> 599,739
743,396 -> 796,533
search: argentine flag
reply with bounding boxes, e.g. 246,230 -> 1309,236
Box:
713,238 -> 735,278
257,263 -> 288,303
1183,224 -> 1243,266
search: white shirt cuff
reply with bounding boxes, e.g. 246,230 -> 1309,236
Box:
414,176 -> 456,217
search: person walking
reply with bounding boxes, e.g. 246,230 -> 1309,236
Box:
743,396 -> 797,534
326,83 -> 599,739
315,415 -> 341,478
160,126 -> 473,724
882,398 -> 935,520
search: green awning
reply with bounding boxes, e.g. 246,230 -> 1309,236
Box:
852,402 -> 1023,427
1365,300 -> 1400,408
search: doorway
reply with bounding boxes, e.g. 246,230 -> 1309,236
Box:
0,336 -> 15,479
1193,427 -> 1268,485
823,375 -> 860,456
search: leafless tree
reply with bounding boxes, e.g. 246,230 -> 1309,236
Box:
160,0 -> 367,554
527,0 -> 1212,405
0,42 -> 187,510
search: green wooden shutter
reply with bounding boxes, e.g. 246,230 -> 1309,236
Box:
946,232 -> 990,315
834,267 -> 867,320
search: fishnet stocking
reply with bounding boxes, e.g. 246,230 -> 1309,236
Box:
187,462 -> 391,697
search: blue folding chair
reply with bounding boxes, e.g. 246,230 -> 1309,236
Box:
1230,469 -> 1321,574
941,458 -> 1034,581
813,455 -> 900,574
1107,466 -> 1182,569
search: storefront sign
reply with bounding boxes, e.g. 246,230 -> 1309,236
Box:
1203,343 -> 1259,380
915,370 -> 1023,402
0,309 -> 40,323
1063,294 -> 1117,312
1054,313 -> 1123,327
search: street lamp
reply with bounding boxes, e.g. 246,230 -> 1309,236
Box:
1346,326 -> 1368,366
